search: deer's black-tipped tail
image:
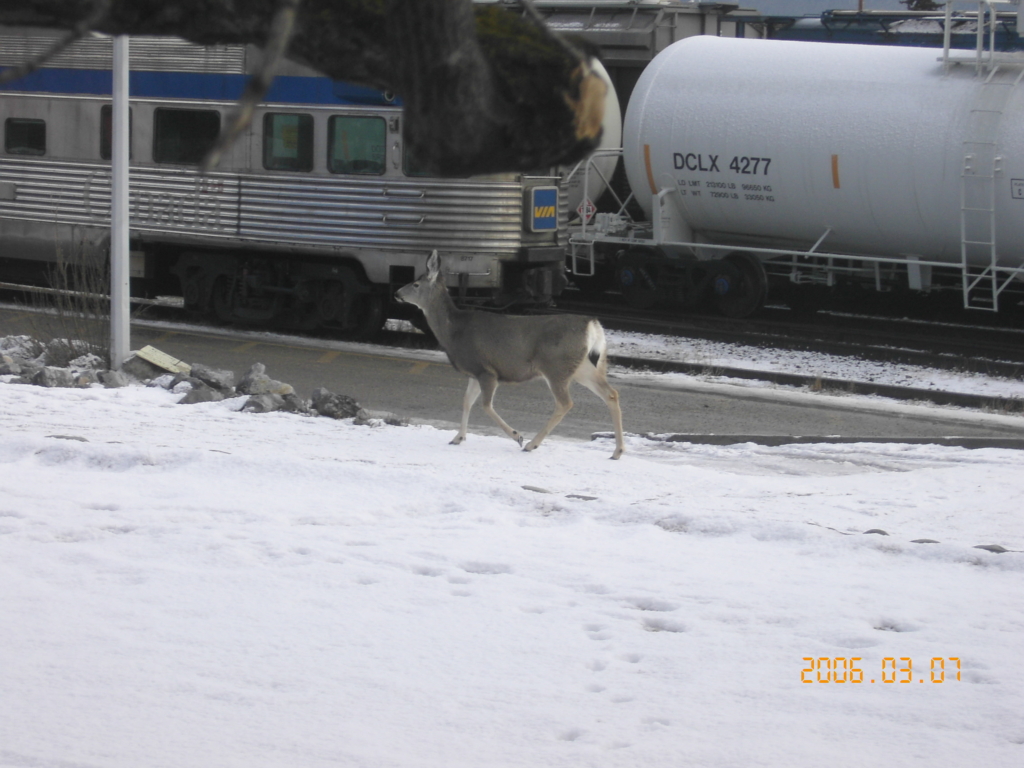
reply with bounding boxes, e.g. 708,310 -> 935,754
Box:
586,319 -> 607,368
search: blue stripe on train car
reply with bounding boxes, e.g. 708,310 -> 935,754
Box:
529,186 -> 558,233
0,67 -> 397,106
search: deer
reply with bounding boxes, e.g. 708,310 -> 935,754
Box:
395,251 -> 625,459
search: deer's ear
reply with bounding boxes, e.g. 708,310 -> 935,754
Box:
426,250 -> 441,281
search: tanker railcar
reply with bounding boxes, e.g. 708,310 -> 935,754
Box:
0,28 -> 576,336
570,34 -> 1024,318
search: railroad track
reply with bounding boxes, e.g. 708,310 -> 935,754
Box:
551,294 -> 1024,379
4,280 -> 1024,412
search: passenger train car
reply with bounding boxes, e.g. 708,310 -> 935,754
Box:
0,27 -> 584,336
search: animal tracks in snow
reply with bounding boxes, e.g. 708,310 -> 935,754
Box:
459,561 -> 514,576
563,596 -> 682,745
641,616 -> 687,633
628,597 -> 679,613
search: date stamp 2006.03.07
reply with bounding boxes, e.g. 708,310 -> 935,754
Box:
802,657 -> 962,684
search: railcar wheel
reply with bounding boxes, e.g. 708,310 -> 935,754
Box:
616,249 -> 662,310
211,275 -> 235,323
316,266 -> 386,339
341,292 -> 386,340
713,252 -> 768,318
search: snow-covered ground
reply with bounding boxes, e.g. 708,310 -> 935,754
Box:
1,364 -> 1022,767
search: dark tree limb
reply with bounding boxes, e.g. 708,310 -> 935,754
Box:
0,0 -> 607,176
200,0 -> 300,173
0,0 -> 111,86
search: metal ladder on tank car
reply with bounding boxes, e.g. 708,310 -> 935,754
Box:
944,1 -> 1024,310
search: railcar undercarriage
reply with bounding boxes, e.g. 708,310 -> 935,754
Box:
173,251 -> 387,338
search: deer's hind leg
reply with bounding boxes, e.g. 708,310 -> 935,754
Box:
450,378 -> 481,445
477,373 -> 525,447
574,361 -> 625,460
523,378 -> 574,453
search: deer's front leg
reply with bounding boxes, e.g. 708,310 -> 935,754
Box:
451,378 -> 481,445
477,374 -> 524,447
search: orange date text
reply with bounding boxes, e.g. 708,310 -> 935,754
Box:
801,657 -> 961,683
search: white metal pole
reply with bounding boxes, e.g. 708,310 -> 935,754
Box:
110,35 -> 130,369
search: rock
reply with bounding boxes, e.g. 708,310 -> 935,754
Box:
281,393 -> 311,414
863,529 -> 889,536
149,373 -> 177,389
32,366 -> 76,388
160,373 -> 222,394
0,354 -> 22,375
311,387 -> 360,419
18,361 -> 43,379
242,393 -> 287,413
190,362 -> 235,392
354,408 -> 407,427
237,363 -> 294,396
178,385 -> 226,405
74,370 -> 101,388
43,338 -> 92,366
98,369 -> 130,388
121,353 -> 164,381
69,352 -> 105,370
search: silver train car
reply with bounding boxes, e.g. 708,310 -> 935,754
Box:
0,27 -> 575,336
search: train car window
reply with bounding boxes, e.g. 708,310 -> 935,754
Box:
263,113 -> 313,172
327,116 -> 385,175
100,105 -> 133,160
153,108 -> 220,165
402,144 -> 431,178
5,118 -> 46,156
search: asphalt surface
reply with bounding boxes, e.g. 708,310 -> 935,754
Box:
3,306 -> 1024,447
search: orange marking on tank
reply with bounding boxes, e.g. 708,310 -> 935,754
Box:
831,154 -> 841,189
644,144 -> 658,195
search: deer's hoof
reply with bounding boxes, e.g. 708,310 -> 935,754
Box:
523,441 -> 539,452
610,450 -> 623,460
513,433 -> 524,447
449,435 -> 465,445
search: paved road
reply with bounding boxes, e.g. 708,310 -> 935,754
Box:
3,307 -> 1024,444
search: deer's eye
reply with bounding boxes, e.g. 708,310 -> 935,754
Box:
413,282 -> 420,288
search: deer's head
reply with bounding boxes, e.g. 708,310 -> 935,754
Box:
395,250 -> 443,310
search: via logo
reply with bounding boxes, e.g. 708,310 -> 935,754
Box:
529,187 -> 558,232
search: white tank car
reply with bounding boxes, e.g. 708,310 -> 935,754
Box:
581,34 -> 1024,315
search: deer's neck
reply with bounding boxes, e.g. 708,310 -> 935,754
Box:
423,287 -> 463,350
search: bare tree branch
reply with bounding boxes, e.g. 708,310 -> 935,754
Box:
200,0 -> 300,173
0,0 -> 606,175
0,0 -> 111,86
